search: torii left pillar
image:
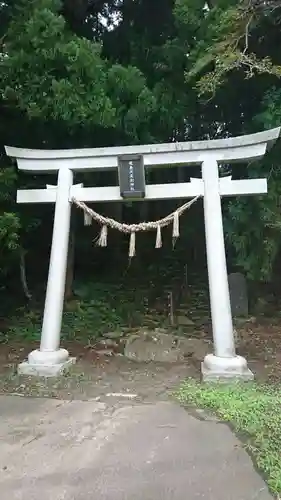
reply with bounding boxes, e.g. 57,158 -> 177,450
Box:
21,168 -> 76,376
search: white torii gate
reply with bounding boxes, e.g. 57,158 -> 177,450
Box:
5,126 -> 281,380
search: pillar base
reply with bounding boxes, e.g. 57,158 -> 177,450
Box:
201,353 -> 254,382
18,348 -> 76,377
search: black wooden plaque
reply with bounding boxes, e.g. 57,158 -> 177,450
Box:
118,154 -> 146,199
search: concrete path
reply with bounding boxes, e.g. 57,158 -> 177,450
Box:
0,395 -> 272,500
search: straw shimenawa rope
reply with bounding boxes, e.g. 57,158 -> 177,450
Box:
72,195 -> 200,257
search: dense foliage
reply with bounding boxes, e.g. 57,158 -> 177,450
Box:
1,0 -> 281,294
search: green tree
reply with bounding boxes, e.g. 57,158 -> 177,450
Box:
1,0 -> 281,286
173,0 -> 281,280
0,0 -> 185,287
0,165 -> 20,283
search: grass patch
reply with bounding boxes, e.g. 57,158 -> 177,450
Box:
176,379 -> 281,496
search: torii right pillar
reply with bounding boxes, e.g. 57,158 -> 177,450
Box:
200,128 -> 281,381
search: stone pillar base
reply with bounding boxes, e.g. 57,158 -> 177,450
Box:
18,348 -> 76,377
201,353 -> 254,382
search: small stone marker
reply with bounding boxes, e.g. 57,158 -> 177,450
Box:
228,272 -> 248,317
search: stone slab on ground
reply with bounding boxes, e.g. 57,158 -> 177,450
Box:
0,395 -> 272,500
124,330 -> 211,362
124,331 -> 184,362
176,315 -> 195,326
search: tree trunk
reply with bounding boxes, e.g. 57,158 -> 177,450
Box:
20,249 -> 32,300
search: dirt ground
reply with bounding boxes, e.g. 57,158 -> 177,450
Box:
0,317 -> 280,401
235,317 -> 281,382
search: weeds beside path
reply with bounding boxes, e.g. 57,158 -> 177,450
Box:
176,380 -> 281,497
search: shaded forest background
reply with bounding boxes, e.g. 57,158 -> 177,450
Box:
2,0 -> 281,340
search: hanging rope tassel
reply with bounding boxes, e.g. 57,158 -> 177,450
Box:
84,212 -> 92,226
172,210 -> 180,239
129,232 -> 136,257
97,225 -> 108,247
72,196 -> 201,254
155,224 -> 162,248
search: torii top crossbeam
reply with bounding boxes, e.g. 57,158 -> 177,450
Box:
5,127 -> 280,172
